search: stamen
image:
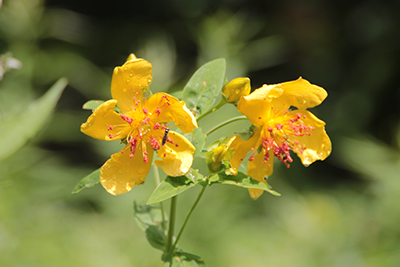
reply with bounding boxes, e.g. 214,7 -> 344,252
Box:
153,123 -> 161,130
150,137 -> 160,150
120,114 -> 133,124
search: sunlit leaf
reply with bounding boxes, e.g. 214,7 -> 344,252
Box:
0,78 -> 68,162
71,168 -> 100,194
147,169 -> 205,205
182,58 -> 226,117
82,100 -> 104,110
210,172 -> 280,196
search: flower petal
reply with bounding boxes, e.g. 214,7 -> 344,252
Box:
80,99 -> 131,141
229,128 -> 262,175
247,149 -> 274,199
280,77 -> 327,109
237,84 -> 284,126
100,143 -> 154,195
147,93 -> 198,133
288,110 -> 332,166
111,57 -> 153,114
154,131 -> 195,176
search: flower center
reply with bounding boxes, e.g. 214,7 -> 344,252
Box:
107,94 -> 176,162
250,112 -> 314,168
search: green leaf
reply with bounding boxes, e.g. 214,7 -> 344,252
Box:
134,203 -> 167,251
182,59 -> 226,117
146,225 -> 166,251
82,100 -> 104,110
0,78 -> 68,162
71,168 -> 100,194
163,251 -> 206,267
147,169 -> 204,205
188,128 -> 207,158
210,172 -> 281,196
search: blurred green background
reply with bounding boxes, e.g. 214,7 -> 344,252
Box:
1,0 -> 400,266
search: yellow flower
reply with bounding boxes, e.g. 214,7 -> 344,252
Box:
229,77 -> 331,199
81,54 -> 198,195
222,77 -> 251,103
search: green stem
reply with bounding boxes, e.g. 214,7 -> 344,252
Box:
153,165 -> 166,232
166,196 -> 177,253
171,185 -> 207,252
205,115 -> 248,135
197,99 -> 227,122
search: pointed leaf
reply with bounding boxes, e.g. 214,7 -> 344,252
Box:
210,172 -> 280,196
0,78 -> 68,161
182,59 -> 226,117
71,168 -> 100,194
82,100 -> 104,110
147,169 -> 204,204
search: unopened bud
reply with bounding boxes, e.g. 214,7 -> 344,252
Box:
222,77 -> 251,103
126,53 -> 138,62
208,136 -> 237,171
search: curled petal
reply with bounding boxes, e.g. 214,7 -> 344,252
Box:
147,93 -> 198,133
247,149 -> 274,199
100,143 -> 154,195
154,131 -> 195,176
237,84 -> 283,126
111,58 -> 153,114
229,129 -> 262,175
80,99 -> 130,141
280,77 -> 327,109
288,110 -> 332,166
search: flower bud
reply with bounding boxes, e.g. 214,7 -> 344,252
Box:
208,136 -> 237,172
222,77 -> 251,103
126,53 -> 138,62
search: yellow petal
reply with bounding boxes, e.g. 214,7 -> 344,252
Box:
237,84 -> 284,126
111,57 -> 153,114
100,143 -> 154,195
280,77 -> 327,109
247,149 -> 274,199
80,99 -> 131,141
222,77 -> 251,103
147,93 -> 198,133
229,128 -> 262,175
154,131 -> 195,176
288,110 -> 332,166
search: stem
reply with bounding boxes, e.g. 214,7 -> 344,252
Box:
171,185 -> 207,252
166,196 -> 177,253
205,115 -> 248,135
153,165 -> 166,231
197,99 -> 227,122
